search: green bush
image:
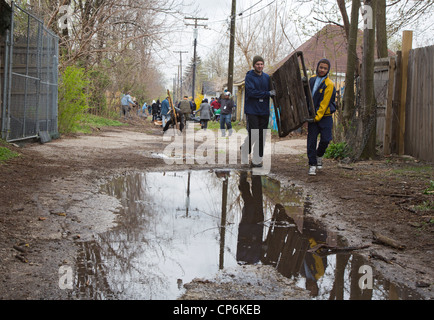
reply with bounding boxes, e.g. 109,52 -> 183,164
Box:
58,66 -> 90,134
324,141 -> 351,160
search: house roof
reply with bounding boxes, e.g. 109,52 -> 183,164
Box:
269,24 -> 395,76
234,24 -> 395,86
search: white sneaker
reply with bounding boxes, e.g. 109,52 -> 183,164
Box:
308,166 -> 317,176
317,157 -> 323,169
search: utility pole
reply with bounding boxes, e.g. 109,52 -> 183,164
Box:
173,75 -> 177,102
185,17 -> 208,101
173,50 -> 188,97
227,0 -> 236,94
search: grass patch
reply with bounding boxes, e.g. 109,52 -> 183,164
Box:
423,180 -> 434,195
392,166 -> 433,176
196,120 -> 247,132
76,114 -> 126,133
0,145 -> 20,163
415,201 -> 434,212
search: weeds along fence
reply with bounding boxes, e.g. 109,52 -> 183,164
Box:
0,2 -> 59,142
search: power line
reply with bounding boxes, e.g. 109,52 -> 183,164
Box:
238,0 -> 263,16
238,0 -> 277,21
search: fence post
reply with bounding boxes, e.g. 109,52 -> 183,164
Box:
398,30 -> 412,155
383,57 -> 395,156
1,29 -> 9,139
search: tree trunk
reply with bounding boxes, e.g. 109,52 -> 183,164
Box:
376,0 -> 388,58
360,0 -> 377,159
337,0 -> 350,39
342,0 -> 360,127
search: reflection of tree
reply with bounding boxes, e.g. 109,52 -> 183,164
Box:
73,173 -> 182,299
72,240 -> 114,299
76,170 -> 413,300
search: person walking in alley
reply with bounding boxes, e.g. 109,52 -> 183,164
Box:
195,98 -> 214,130
211,96 -> 221,121
178,96 -> 191,128
121,91 -> 135,120
161,97 -> 170,128
219,91 -> 235,137
243,56 -> 275,167
307,58 -> 336,176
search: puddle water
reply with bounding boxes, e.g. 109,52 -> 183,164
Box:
69,170 -> 423,300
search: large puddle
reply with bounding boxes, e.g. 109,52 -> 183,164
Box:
68,170 -> 423,300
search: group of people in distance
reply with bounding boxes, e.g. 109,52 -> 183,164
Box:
122,54 -> 336,175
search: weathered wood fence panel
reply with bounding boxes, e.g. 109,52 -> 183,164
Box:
404,45 -> 434,162
375,44 -> 433,162
374,58 -> 391,147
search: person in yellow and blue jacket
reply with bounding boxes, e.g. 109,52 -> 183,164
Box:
307,58 -> 336,176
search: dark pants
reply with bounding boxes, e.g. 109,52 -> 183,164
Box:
182,112 -> 190,127
163,114 -> 185,132
307,115 -> 333,166
201,119 -> 209,129
247,114 -> 269,158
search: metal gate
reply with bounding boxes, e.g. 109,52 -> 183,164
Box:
1,2 -> 58,142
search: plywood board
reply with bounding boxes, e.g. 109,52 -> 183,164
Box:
270,52 -> 314,137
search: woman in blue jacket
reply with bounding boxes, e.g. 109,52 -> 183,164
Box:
307,58 -> 336,176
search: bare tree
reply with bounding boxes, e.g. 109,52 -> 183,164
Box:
233,0 -> 298,78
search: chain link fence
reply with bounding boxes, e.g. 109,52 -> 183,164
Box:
1,2 -> 58,142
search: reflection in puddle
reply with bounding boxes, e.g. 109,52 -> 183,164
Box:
70,170 -> 422,300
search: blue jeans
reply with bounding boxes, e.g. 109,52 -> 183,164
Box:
220,113 -> 232,136
162,114 -> 170,128
307,115 -> 333,166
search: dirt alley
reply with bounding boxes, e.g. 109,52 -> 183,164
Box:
0,116 -> 433,300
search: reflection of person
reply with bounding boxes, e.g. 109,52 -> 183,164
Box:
236,171 -> 264,264
299,219 -> 328,297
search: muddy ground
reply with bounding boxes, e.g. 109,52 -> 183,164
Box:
0,116 -> 432,300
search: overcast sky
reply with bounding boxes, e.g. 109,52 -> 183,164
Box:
158,0 -> 268,87
157,0 -> 434,88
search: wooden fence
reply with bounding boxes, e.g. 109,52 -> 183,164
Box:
375,39 -> 433,162
404,45 -> 434,162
